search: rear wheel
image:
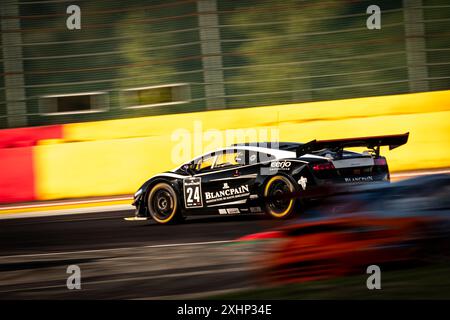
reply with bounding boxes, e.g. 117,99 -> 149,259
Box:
264,175 -> 296,219
147,183 -> 181,224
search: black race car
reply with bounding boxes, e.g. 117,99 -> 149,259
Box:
126,133 -> 409,224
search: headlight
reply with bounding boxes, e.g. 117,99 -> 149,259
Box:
134,189 -> 143,198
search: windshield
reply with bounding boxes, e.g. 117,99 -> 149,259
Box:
173,149 -> 249,173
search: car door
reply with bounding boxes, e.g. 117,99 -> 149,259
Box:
196,149 -> 257,209
181,153 -> 214,210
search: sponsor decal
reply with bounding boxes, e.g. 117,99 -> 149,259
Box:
270,161 -> 292,170
218,208 -> 241,214
298,176 -> 308,190
223,182 -> 230,189
183,177 -> 203,208
204,184 -> 250,204
345,176 -> 374,183
250,206 -> 262,213
226,208 -> 240,214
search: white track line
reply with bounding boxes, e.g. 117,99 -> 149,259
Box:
0,266 -> 257,294
0,240 -> 235,260
0,204 -> 134,220
0,196 -> 132,211
137,287 -> 255,300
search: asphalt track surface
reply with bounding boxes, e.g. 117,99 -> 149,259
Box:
0,210 -> 291,299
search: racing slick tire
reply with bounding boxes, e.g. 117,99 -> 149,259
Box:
147,182 -> 183,224
263,175 -> 297,219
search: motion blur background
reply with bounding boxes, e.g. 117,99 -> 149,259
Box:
1,0 -> 449,126
0,0 -> 449,203
1,0 -> 450,300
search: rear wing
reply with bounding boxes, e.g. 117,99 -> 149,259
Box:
296,132 -> 409,157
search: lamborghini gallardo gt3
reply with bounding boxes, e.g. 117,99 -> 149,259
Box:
126,133 -> 409,224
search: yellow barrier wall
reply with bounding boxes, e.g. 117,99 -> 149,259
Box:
63,90 -> 450,141
34,135 -> 174,199
35,90 -> 450,200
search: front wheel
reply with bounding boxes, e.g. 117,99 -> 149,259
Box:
263,175 -> 297,219
147,182 -> 182,224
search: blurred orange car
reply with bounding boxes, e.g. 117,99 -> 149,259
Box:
245,215 -> 442,284
239,174 -> 450,285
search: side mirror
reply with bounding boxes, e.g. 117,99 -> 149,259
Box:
182,164 -> 196,176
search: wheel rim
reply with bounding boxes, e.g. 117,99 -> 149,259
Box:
148,184 -> 177,223
265,177 -> 294,217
